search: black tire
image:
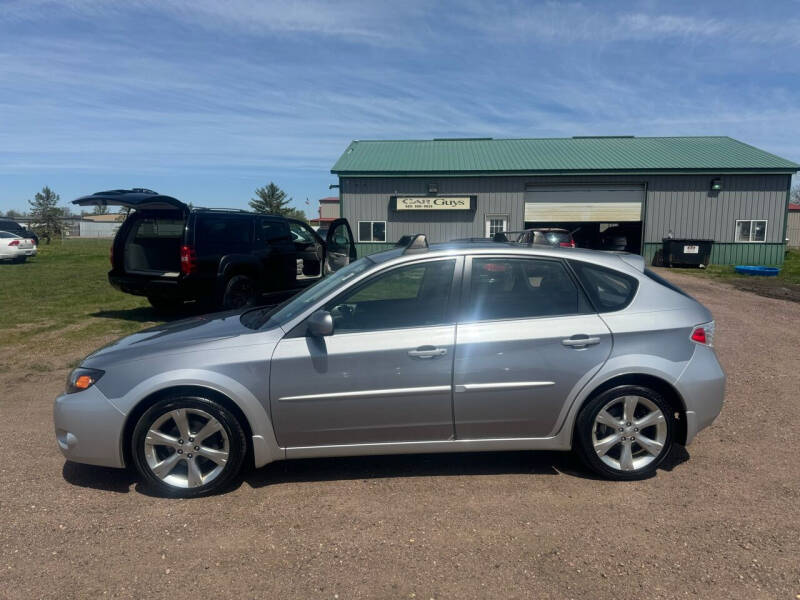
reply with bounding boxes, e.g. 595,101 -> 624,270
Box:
221,274 -> 257,310
574,385 -> 675,481
147,295 -> 185,313
131,395 -> 247,498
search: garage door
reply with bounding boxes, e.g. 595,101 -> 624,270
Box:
524,186 -> 644,222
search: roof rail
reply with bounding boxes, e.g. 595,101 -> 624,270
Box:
401,233 -> 429,254
194,207 -> 253,214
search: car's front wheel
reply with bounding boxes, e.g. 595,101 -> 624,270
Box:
131,395 -> 247,497
575,385 -> 674,480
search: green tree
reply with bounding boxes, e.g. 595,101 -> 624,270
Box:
28,186 -> 64,243
249,182 -> 305,220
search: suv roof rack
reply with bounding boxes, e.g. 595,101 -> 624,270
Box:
399,233 -> 429,254
193,207 -> 253,214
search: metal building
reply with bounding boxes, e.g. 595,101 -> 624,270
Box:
331,136 -> 799,265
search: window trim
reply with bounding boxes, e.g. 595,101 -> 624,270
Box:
357,220 -> 387,243
484,214 -> 509,238
459,255 -> 592,324
734,219 -> 768,243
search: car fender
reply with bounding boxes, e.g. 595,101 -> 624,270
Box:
109,368 -> 284,468
549,353 -> 688,447
218,254 -> 263,281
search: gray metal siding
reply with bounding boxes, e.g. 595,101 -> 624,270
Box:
341,174 -> 790,245
788,212 -> 800,247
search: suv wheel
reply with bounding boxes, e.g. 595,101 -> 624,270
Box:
222,274 -> 257,309
131,395 -> 247,498
575,385 -> 674,480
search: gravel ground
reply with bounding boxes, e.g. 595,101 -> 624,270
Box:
1,271 -> 798,599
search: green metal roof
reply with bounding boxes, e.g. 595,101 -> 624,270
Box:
331,136 -> 800,176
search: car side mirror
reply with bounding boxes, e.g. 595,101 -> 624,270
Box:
307,310 -> 334,337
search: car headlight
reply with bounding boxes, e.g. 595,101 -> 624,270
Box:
66,367 -> 105,394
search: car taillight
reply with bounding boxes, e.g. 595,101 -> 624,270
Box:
690,321 -> 715,346
559,241 -> 576,248
9,240 -> 19,246
180,245 -> 197,275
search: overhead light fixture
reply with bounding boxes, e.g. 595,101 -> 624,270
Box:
710,178 -> 722,191
428,183 -> 439,194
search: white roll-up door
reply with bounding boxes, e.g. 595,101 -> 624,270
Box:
524,186 -> 644,222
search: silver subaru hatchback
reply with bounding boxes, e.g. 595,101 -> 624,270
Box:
54,236 -> 724,497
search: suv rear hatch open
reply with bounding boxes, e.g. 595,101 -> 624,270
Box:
73,189 -> 188,276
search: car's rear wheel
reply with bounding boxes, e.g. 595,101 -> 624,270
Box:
131,396 -> 247,498
222,274 -> 257,310
575,385 -> 674,480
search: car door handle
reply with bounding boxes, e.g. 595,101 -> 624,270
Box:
408,346 -> 448,359
562,336 -> 601,348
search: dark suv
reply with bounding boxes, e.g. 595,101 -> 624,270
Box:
0,218 -> 38,246
72,189 -> 357,310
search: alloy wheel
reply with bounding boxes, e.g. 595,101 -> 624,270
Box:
591,395 -> 667,472
143,408 -> 230,488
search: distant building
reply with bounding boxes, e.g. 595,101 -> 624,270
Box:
331,136 -> 800,265
309,197 -> 340,229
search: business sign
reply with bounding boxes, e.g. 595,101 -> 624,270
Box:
395,196 -> 472,211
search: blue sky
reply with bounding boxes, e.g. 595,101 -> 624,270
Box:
1,0 -> 799,215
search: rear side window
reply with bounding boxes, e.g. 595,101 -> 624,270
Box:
464,257 -> 591,322
542,231 -> 572,245
0,231 -> 15,238
259,218 -> 290,244
195,215 -> 253,253
569,260 -> 638,312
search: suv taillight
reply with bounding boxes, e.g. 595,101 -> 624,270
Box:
180,245 -> 197,275
690,321 -> 715,346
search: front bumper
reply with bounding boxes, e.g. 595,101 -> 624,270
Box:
675,344 -> 726,444
54,385 -> 126,468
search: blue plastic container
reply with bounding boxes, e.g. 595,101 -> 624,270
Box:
734,265 -> 780,276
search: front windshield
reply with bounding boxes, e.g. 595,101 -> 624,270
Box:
240,257 -> 374,329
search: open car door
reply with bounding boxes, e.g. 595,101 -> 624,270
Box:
323,218 -> 357,274
72,189 -> 188,213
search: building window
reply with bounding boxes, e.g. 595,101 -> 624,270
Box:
735,220 -> 767,243
358,221 -> 386,242
485,214 -> 508,238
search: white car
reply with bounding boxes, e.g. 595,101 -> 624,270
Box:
0,231 -> 37,262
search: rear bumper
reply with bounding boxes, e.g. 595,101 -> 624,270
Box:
675,344 -> 726,444
54,386 -> 126,468
109,272 -> 204,300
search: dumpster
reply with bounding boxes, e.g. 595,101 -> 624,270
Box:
662,238 -> 713,268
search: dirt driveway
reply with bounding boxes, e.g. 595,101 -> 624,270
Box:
1,271 -> 798,599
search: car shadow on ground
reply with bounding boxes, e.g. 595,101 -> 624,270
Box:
61,446 -> 691,496
244,445 -> 690,490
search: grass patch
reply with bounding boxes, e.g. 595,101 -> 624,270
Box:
0,239 -> 161,351
679,249 -> 800,303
